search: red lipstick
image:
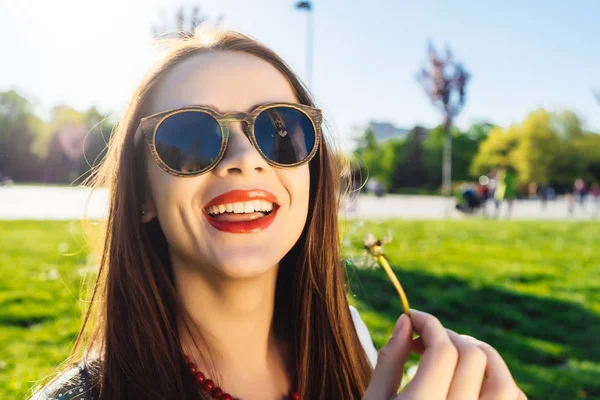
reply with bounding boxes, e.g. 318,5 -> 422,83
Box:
203,189 -> 279,234
204,189 -> 279,208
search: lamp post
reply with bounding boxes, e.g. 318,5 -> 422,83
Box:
295,1 -> 314,89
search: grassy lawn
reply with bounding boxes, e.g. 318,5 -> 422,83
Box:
343,220 -> 600,400
1,220 -> 599,399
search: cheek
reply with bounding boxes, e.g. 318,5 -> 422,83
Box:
277,166 -> 311,243
145,152 -> 194,213
285,164 -> 311,209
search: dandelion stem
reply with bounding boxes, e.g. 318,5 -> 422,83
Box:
363,233 -> 411,317
377,255 -> 411,316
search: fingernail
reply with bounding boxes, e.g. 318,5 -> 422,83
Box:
393,314 -> 407,335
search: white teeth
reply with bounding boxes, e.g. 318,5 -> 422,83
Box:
207,200 -> 276,215
233,202 -> 245,213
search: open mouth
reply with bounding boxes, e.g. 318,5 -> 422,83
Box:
202,190 -> 281,233
205,200 -> 277,221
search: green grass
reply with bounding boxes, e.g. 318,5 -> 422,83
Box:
0,221 -> 89,399
1,220 -> 599,399
343,220 -> 600,400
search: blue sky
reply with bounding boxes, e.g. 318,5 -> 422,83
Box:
1,0 -> 599,151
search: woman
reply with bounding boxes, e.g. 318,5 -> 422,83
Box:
33,29 -> 526,399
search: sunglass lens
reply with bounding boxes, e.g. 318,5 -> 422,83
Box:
154,111 -> 222,174
254,107 -> 316,165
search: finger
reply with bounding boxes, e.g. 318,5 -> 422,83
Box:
445,330 -> 487,400
399,310 -> 458,399
363,314 -> 412,400
460,336 -> 520,400
517,388 -> 528,400
411,336 -> 425,355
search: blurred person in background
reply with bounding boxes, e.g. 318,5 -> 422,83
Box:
567,191 -> 576,216
538,184 -> 554,210
494,167 -> 517,219
573,177 -> 587,209
477,175 -> 490,216
590,182 -> 600,217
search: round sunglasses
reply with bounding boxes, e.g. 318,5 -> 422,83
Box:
138,102 -> 322,177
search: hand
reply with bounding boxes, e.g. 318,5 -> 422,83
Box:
363,310 -> 527,400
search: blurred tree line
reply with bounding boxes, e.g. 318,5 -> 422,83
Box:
354,109 -> 600,195
2,88 -> 599,193
0,89 -> 114,184
0,6 -> 218,185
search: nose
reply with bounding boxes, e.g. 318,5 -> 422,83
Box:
213,122 -> 269,177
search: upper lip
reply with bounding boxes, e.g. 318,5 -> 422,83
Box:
203,189 -> 280,209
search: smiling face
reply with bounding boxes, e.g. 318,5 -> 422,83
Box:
140,50 -> 311,280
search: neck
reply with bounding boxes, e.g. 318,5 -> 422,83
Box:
173,258 -> 292,399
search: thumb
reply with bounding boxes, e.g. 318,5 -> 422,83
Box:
364,314 -> 412,400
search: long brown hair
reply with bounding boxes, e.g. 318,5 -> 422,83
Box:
40,28 -> 372,399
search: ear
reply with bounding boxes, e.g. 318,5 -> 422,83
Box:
141,197 -> 158,223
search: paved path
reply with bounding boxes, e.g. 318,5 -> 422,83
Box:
1,186 -> 598,220
341,194 -> 599,220
0,186 -> 108,220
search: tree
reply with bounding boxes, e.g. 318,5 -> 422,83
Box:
511,110 -> 560,184
41,105 -> 114,183
471,109 -> 560,185
551,110 -> 585,140
465,122 -> 495,142
470,125 -> 519,177
547,111 -> 587,190
353,127 -> 386,182
0,89 -> 115,184
354,122 -> 489,193
422,124 -> 480,188
389,126 -> 428,190
421,125 -> 445,188
576,133 -> 600,183
77,108 -> 114,184
0,90 -> 43,181
452,131 -> 480,182
471,109 -> 598,192
417,42 -> 470,197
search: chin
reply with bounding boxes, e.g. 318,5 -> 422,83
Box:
202,237 -> 295,280
214,258 -> 279,280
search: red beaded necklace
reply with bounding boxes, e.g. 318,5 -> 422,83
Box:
185,355 -> 300,400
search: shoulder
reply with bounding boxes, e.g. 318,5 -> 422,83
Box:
31,363 -> 98,400
349,305 -> 378,368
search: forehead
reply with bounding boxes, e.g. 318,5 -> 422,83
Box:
145,51 -> 297,116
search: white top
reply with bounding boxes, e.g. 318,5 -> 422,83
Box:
350,305 -> 378,368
